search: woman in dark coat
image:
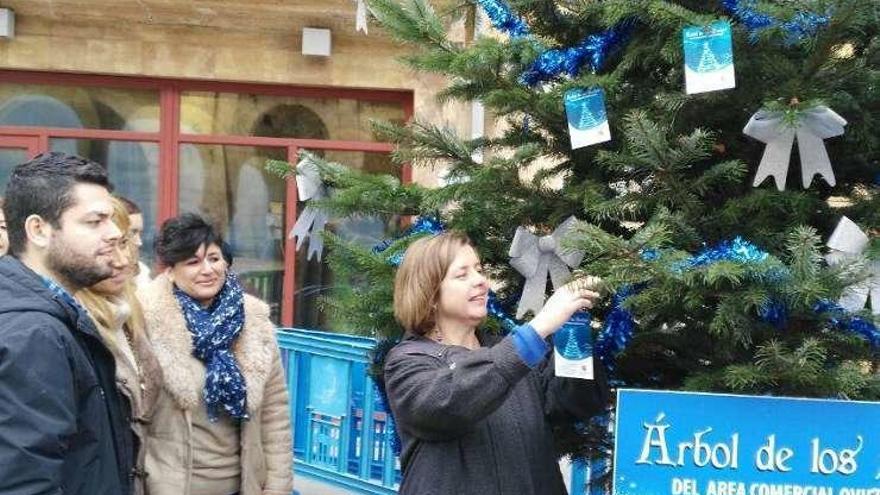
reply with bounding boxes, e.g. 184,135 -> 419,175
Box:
384,231 -> 610,495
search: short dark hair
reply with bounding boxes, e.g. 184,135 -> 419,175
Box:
156,213 -> 230,266
117,196 -> 142,215
4,152 -> 112,257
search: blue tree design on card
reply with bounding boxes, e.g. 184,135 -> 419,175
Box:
577,106 -> 600,129
554,312 -> 593,359
565,88 -> 607,131
684,22 -> 734,73
697,42 -> 722,72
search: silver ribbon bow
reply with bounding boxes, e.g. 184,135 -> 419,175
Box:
743,106 -> 847,191
508,216 -> 585,319
288,155 -> 330,261
355,0 -> 368,34
825,216 -> 880,315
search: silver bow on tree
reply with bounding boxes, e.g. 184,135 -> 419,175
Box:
354,0 -> 368,34
508,216 -> 585,319
289,154 -> 330,261
743,105 -> 847,191
825,216 -> 880,315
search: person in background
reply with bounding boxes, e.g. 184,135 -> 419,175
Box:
0,197 -> 7,256
0,152 -> 132,494
76,196 -> 163,495
384,231 -> 610,495
118,196 -> 152,287
138,213 -> 293,495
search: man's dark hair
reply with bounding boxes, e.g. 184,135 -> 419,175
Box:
117,196 -> 142,215
156,213 -> 232,266
4,152 -> 112,257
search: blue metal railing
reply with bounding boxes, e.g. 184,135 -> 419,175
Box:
278,328 -> 601,494
278,328 -> 400,494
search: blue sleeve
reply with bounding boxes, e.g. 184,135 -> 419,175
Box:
511,323 -> 550,368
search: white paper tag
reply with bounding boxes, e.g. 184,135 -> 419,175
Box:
683,21 -> 736,95
564,87 -> 611,149
553,312 -> 594,380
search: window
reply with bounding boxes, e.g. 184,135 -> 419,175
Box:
0,71 -> 412,327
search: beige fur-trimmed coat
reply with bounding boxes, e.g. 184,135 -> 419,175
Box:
138,273 -> 293,495
105,299 -> 163,495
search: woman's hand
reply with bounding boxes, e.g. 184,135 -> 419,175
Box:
529,276 -> 603,339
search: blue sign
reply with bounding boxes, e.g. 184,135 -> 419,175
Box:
614,389 -> 880,495
308,355 -> 350,417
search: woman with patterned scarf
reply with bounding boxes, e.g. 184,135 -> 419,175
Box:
138,213 -> 293,495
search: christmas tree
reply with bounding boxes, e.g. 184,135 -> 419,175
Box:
269,0 -> 880,472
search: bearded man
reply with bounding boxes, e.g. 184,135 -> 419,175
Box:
0,152 -> 135,494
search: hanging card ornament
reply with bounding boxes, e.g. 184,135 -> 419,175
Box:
554,311 -> 595,379
743,105 -> 846,190
288,154 -> 330,261
826,216 -> 880,315
508,216 -> 585,318
682,21 -> 736,94
564,88 -> 611,149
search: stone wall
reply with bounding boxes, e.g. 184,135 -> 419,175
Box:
0,0 -> 478,186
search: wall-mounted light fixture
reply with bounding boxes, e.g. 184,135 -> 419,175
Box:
0,8 -> 14,39
302,27 -> 331,57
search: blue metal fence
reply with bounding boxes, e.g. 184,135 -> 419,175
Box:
278,328 -> 601,495
278,328 -> 400,494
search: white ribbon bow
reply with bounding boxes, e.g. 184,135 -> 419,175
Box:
355,0 -> 368,34
289,155 -> 330,261
508,216 -> 585,319
825,216 -> 880,315
743,106 -> 847,191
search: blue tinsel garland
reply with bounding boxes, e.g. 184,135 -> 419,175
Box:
814,300 -> 880,348
595,237 -> 880,368
682,236 -> 768,268
479,0 -> 830,86
595,284 -> 641,370
720,0 -> 830,44
476,0 -> 633,85
519,20 -> 635,86
758,298 -> 788,330
476,0 -> 530,38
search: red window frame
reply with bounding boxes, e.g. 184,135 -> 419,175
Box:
0,69 -> 414,327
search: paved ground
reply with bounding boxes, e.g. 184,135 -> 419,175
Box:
294,474 -> 361,495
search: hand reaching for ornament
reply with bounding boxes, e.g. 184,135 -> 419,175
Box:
530,276 -> 603,339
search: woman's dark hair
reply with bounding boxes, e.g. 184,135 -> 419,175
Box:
155,213 -> 231,266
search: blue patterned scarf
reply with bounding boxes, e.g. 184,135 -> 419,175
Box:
174,272 -> 249,422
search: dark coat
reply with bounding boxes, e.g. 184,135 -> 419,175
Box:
0,256 -> 135,495
384,331 -> 610,495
